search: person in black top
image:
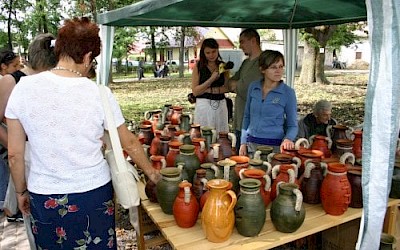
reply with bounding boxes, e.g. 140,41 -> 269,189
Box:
297,100 -> 337,140
191,38 -> 230,133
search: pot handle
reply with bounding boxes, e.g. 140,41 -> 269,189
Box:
254,150 -> 262,160
326,125 -> 333,139
304,162 -> 316,178
272,164 -> 281,179
225,190 -> 237,215
267,152 -> 276,163
293,188 -> 303,212
161,158 -> 167,169
263,161 -> 272,176
184,186 -> 191,204
340,152 -> 355,165
325,136 -> 333,149
239,168 -> 246,180
228,132 -> 237,148
264,174 -> 271,191
295,138 -> 310,149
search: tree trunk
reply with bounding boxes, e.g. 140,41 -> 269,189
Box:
298,41 -> 316,84
179,27 -> 185,78
7,0 -> 13,49
151,27 -> 157,65
315,49 -> 329,84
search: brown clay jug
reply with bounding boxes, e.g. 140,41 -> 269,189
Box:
352,130 -> 363,161
192,137 -> 207,164
320,162 -> 351,215
165,140 -> 183,167
201,179 -> 237,243
217,132 -> 237,158
149,130 -> 162,156
170,105 -> 183,125
189,123 -> 202,140
137,124 -> 153,145
159,135 -> 171,157
300,161 -> 325,204
309,135 -> 332,158
173,181 -> 199,228
270,164 -> 299,201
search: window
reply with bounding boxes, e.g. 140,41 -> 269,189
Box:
167,50 -> 173,61
355,52 -> 362,60
184,50 -> 189,61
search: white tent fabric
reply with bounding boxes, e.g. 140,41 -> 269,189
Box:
97,25 -> 115,86
356,0 -> 400,249
283,29 -> 299,87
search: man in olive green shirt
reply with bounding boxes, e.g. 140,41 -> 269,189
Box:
228,29 -> 263,153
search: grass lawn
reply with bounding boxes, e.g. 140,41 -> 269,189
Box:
109,70 -> 368,128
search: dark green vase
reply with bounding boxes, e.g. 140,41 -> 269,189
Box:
235,178 -> 266,237
156,168 -> 182,214
175,144 -> 200,184
270,183 -> 305,233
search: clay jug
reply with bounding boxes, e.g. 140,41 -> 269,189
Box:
199,162 -> 220,180
217,132 -> 237,158
239,168 -> 271,207
327,124 -> 353,152
335,138 -> 354,158
217,158 -> 239,193
179,112 -> 192,132
300,161 -> 325,204
230,155 -> 250,181
145,155 -> 166,203
161,104 -> 172,124
296,149 -> 324,177
235,178 -> 266,237
268,153 -> 301,171
173,181 -> 199,228
170,106 -> 183,125
320,162 -> 351,215
192,137 -> 207,164
390,175 -> 400,199
201,179 -> 237,243
206,143 -> 224,163
270,183 -> 306,233
380,233 -> 397,250
347,169 -> 363,208
164,124 -> 178,140
177,132 -> 192,145
192,169 -> 208,202
253,145 -> 274,162
175,144 -> 200,184
159,135 -> 171,157
352,130 -> 363,160
165,140 -> 183,167
270,164 -> 299,201
201,126 -> 216,150
149,130 -> 162,156
249,158 -> 272,175
309,135 -> 332,158
189,123 -> 202,140
137,124 -> 153,145
156,168 -> 182,214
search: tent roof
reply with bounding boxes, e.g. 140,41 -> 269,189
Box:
97,0 -> 367,29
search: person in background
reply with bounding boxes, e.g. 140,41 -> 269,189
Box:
239,50 -> 298,156
228,28 -> 263,153
5,17 -> 160,249
297,99 -> 337,140
0,49 -> 20,77
0,33 -> 57,223
191,38 -> 230,134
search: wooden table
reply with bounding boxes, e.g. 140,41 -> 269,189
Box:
137,182 -> 400,250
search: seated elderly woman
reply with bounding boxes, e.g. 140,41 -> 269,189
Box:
297,100 -> 337,140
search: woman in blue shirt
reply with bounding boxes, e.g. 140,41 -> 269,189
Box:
239,50 -> 298,155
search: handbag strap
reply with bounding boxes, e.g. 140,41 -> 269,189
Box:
98,85 -> 126,173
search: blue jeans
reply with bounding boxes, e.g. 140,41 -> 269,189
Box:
0,158 -> 9,210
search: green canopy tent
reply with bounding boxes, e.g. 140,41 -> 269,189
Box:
96,1 -> 400,249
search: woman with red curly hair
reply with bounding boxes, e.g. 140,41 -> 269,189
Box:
5,17 -> 160,249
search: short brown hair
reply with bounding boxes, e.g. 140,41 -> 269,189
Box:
259,50 -> 285,70
27,33 -> 57,71
55,17 -> 100,64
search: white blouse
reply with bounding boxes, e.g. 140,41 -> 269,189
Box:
5,71 -> 125,194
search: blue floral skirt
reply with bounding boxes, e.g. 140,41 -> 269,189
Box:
29,181 -> 116,249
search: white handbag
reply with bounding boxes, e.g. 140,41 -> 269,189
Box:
98,85 -> 140,209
